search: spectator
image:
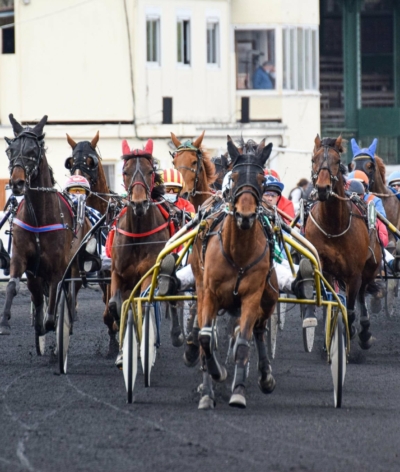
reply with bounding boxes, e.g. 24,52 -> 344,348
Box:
252,61 -> 275,89
289,178 -> 309,213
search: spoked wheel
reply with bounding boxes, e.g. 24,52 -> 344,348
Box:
330,311 -> 346,408
141,304 -> 157,387
384,278 -> 399,319
33,296 -> 48,356
123,309 -> 138,404
267,311 -> 279,359
56,291 -> 72,375
278,294 -> 286,331
301,305 -> 315,353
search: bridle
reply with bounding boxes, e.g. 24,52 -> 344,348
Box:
6,131 -> 45,186
312,143 -> 341,193
228,161 -> 265,209
65,141 -> 99,185
171,141 -> 203,196
353,155 -> 375,189
123,155 -> 155,206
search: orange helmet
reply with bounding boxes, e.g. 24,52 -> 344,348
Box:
264,169 -> 280,181
348,170 -> 369,186
162,168 -> 184,188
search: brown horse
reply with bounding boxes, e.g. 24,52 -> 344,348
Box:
0,115 -> 77,338
65,131 -> 112,215
108,139 -> 171,350
305,135 -> 381,348
190,136 -> 278,409
352,148 -> 400,234
170,131 -> 217,210
210,154 -> 232,191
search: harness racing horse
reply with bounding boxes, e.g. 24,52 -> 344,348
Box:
108,139 -> 171,344
210,154 -> 231,191
191,136 -> 278,409
352,139 -> 400,235
0,114 -> 77,338
305,135 -> 381,349
170,131 -> 217,211
65,132 -> 119,355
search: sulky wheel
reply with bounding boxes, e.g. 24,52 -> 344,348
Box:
267,311 -> 279,359
141,304 -> 157,387
56,291 -> 72,374
384,278 -> 399,319
123,309 -> 138,404
330,311 -> 346,408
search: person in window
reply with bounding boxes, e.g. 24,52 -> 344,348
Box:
252,61 -> 275,89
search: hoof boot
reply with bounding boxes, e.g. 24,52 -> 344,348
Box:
198,395 -> 215,410
229,393 -> 247,409
0,321 -> 11,335
258,374 -> 276,394
170,327 -> 184,347
183,343 -> 200,367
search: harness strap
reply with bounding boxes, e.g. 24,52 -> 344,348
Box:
13,219 -> 67,233
117,220 -> 169,238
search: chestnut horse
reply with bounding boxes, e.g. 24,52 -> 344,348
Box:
170,131 -> 217,210
305,136 -> 381,348
65,131 -> 112,215
352,144 -> 400,234
0,115 -> 77,337
190,136 -> 278,409
108,140 -> 170,348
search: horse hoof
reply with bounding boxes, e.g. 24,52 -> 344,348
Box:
170,327 -> 184,347
198,395 -> 215,410
358,335 -> 374,350
44,314 -> 55,332
183,343 -> 200,367
229,393 -> 247,409
258,375 -> 276,394
0,322 -> 11,335
212,365 -> 227,383
115,350 -> 123,369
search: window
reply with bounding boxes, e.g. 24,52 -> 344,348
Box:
0,6 -> 15,54
102,164 -> 115,190
146,18 -> 160,64
177,19 -> 191,65
207,20 -> 219,65
283,27 -> 318,91
235,30 -> 275,90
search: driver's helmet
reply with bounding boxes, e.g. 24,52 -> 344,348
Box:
162,168 -> 183,203
347,170 -> 369,191
387,171 -> 400,187
222,170 -> 232,196
263,175 -> 284,195
64,175 -> 91,195
346,179 -> 365,196
264,168 -> 281,181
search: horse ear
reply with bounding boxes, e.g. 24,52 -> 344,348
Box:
335,134 -> 342,149
170,132 -> 181,148
221,154 -> 229,169
144,139 -> 153,155
32,115 -> 48,136
259,143 -> 273,167
193,130 -> 205,149
66,133 -> 77,149
314,134 -> 321,149
227,137 -> 240,164
4,137 -> 12,145
9,114 -> 23,137
369,138 -> 378,158
122,139 -> 131,155
91,131 -> 100,149
351,138 -> 360,157
257,138 -> 266,155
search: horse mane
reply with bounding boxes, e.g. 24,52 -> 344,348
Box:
151,171 -> 165,199
374,155 -> 386,183
200,146 -> 217,185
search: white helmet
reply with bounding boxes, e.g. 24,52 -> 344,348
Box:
64,175 -> 90,193
222,171 -> 232,195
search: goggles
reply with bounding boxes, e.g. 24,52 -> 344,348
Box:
165,187 -> 181,194
264,191 -> 279,197
67,187 -> 87,195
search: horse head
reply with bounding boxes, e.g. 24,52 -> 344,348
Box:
6,114 -> 48,195
65,131 -> 100,185
312,135 -> 345,201
211,154 -> 231,191
227,136 -> 272,230
121,139 -> 158,216
351,138 -> 378,188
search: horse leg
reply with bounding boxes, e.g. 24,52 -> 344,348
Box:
198,355 -> 216,410
183,303 -> 201,367
346,277 -> 361,340
253,322 -> 276,394
0,256 -> 26,334
103,285 -> 119,357
44,278 -> 60,332
169,302 -> 184,347
109,288 -> 123,328
27,276 -> 46,336
357,284 -> 373,350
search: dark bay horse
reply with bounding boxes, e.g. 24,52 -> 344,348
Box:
65,131 -> 112,215
211,154 -> 231,191
170,131 -> 217,210
352,141 -> 400,233
0,115 -> 77,337
190,136 -> 278,409
305,135 -> 381,348
108,139 -> 170,339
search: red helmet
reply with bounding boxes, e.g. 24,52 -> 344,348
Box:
64,175 -> 90,193
264,169 -> 280,181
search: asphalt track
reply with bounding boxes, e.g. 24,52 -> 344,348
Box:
1,283 -> 400,472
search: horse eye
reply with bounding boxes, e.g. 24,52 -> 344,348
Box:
192,161 -> 197,167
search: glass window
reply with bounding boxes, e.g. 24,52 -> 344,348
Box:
0,5 -> 14,55
283,27 -> 318,91
235,29 -> 275,90
207,21 -> 219,65
146,18 -> 160,64
177,19 -> 191,65
102,164 -> 115,190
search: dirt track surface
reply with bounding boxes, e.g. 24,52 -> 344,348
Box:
1,283 -> 400,472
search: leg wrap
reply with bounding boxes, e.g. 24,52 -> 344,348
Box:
232,364 -> 249,391
199,326 -> 225,380
232,336 -> 250,391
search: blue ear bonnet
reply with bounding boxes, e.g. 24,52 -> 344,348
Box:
351,138 -> 378,161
